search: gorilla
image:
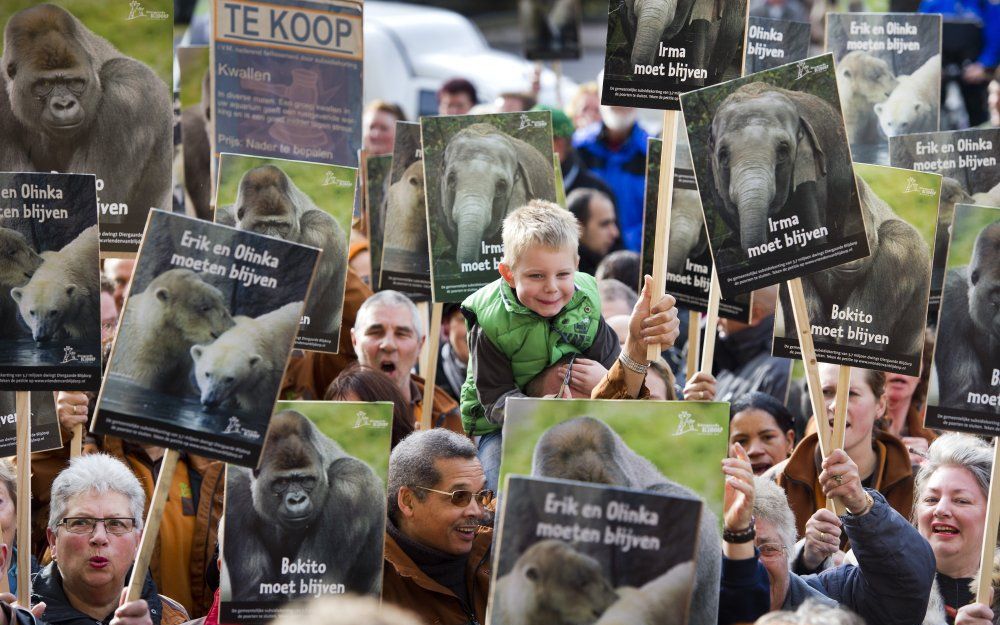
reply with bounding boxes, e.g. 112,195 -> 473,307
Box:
1,4 -> 172,217
218,165 -> 348,339
530,417 -> 720,625
181,69 -> 213,221
224,410 -> 385,600
935,220 -> 1000,411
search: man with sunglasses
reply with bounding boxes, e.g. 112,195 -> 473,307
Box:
383,429 -> 493,625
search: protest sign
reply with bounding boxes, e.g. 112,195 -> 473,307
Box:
421,111 -> 557,302
600,0 -> 749,109
520,0 -> 581,60
0,173 -> 100,391
93,210 -> 318,467
212,0 -> 363,168
745,17 -> 811,74
220,402 -> 390,624
215,154 -> 354,353
680,54 -> 870,298
364,154 -> 392,294
773,163 -> 939,375
488,475 -> 701,625
0,1 -> 172,256
177,45 -> 213,221
379,122 -> 431,300
826,13 -> 941,164
0,392 -> 61,457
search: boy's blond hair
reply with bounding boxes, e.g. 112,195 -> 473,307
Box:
502,200 -> 579,266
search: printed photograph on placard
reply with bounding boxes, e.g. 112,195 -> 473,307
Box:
520,0 -> 581,60
220,401 -> 391,625
826,13 -> 941,164
0,173 -> 100,391
93,211 -> 318,467
421,111 -> 557,302
601,0 -> 749,109
489,476 -> 700,625
773,163 -> 939,375
680,54 -> 870,298
364,154 -> 393,294
0,391 -> 63,456
177,45 -> 212,222
215,154 -> 355,354
925,204 -> 1000,436
379,122 -> 431,300
0,0 -> 173,256
745,16 -> 811,74
889,128 -> 1000,316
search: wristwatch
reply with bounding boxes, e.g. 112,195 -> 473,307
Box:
847,490 -> 875,516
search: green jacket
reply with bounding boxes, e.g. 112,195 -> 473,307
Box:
460,273 -> 603,436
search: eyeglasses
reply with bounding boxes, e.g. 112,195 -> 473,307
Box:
58,517 -> 137,536
757,543 -> 787,559
414,486 -> 495,508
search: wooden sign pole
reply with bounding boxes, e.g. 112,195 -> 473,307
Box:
830,365 -> 850,453
71,424 -> 83,458
0,518 -> 8,595
646,110 -> 679,362
685,311 -> 700,381
698,268 -> 722,375
977,440 -> 1000,604
416,301 -> 431,377
125,448 -> 180,602
419,303 -> 444,430
14,392 -> 30,605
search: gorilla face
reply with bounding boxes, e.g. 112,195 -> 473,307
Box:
968,222 -> 1000,343
234,166 -> 302,240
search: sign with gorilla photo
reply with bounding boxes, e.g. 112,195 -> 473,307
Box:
641,136 -> 752,322
212,0 -> 363,168
380,122 -> 431,300
744,17 -> 810,75
520,0 -> 582,60
826,13 -> 942,165
364,154 -> 392,295
889,129 -> 1000,316
421,111 -> 557,303
924,204 -> 1000,436
177,45 -> 212,222
215,154 -> 355,354
600,0 -> 749,110
0,391 -> 62,456
772,163 -> 940,375
489,476 -> 701,625
221,401 -> 390,624
0,172 -> 100,391
92,210 -> 319,467
680,54 -> 871,298
0,1 -> 173,257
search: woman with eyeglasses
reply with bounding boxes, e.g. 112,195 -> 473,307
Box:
24,454 -> 188,625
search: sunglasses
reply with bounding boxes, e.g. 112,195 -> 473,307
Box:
415,486 -> 495,507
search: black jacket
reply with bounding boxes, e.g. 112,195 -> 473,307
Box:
31,563 -> 164,625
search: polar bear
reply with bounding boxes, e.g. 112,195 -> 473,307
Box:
190,301 -> 301,414
875,54 -> 941,137
0,227 -> 42,339
972,181 -> 1000,208
836,51 -> 897,143
11,225 -> 98,342
112,268 -> 234,395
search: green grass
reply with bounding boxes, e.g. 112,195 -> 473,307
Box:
854,163 -> 940,247
947,205 -> 1000,268
178,46 -> 210,109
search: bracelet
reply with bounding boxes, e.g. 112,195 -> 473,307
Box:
723,516 -> 755,543
619,350 -> 649,375
847,490 -> 875,517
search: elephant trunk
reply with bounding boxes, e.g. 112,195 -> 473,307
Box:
454,197 -> 492,265
732,168 -> 775,251
631,1 -> 675,66
667,220 -> 699,273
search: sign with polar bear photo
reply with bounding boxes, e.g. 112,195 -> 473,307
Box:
364,154 -> 392,294
421,111 -> 557,303
772,163 -> 940,375
212,0 -> 363,168
215,153 -> 355,354
92,210 -> 319,467
488,476 -> 701,625
889,128 -> 1000,316
744,17 -> 811,74
221,401 -> 391,624
0,172 -> 100,391
0,391 -> 63,456
380,122 -> 431,300
924,204 -> 1000,437
826,13 -> 942,165
600,0 -> 749,109
680,54 -> 871,298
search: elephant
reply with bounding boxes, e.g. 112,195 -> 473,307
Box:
708,81 -> 857,257
667,127 -> 707,274
439,123 -> 555,265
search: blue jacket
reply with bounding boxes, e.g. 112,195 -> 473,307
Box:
921,0 -> 1000,68
573,122 -> 650,252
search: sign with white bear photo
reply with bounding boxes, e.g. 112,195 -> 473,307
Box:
92,210 -> 319,467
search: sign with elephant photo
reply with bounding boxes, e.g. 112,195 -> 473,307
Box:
379,122 -> 431,301
641,136 -> 752,322
0,172 -> 100,391
363,154 -> 392,295
488,475 -> 701,625
772,163 -> 940,375
421,111 -> 557,302
0,0 -> 173,256
520,0 -> 582,61
221,401 -> 391,624
680,54 -> 871,298
826,13 -> 942,165
92,210 -> 319,467
212,0 -> 363,168
0,391 -> 63,456
215,153 -> 355,354
889,128 -> 1000,316
924,204 -> 1000,436
600,0 -> 750,110
744,16 -> 811,75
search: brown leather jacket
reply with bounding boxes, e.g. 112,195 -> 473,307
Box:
409,374 -> 464,435
382,528 -> 492,625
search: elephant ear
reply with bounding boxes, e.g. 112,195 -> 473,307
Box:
794,116 -> 827,188
439,149 -> 458,246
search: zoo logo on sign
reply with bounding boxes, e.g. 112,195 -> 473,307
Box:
323,171 -> 354,187
61,347 -> 96,365
127,1 -> 168,20
904,177 -> 937,197
222,416 -> 261,439
795,61 -> 829,80
673,411 -> 724,436
353,411 -> 389,428
518,114 -> 548,130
